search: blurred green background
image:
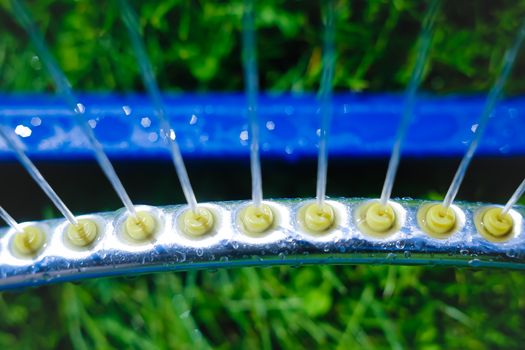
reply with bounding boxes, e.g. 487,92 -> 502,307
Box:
2,0 -> 525,94
1,0 -> 525,349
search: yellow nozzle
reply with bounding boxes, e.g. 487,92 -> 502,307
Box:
67,219 -> 98,247
483,208 -> 513,237
13,226 -> 45,256
425,204 -> 456,235
180,207 -> 214,236
365,202 -> 396,233
241,204 -> 274,234
303,203 -> 335,232
125,211 -> 157,241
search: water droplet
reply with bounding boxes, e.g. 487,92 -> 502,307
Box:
395,240 -> 406,249
30,55 -> 42,70
75,103 -> 85,114
404,251 -> 411,258
141,117 -> 152,128
122,105 -> 132,116
460,249 -> 469,256
15,124 -> 32,138
30,117 -> 42,126
148,132 -> 158,142
154,245 -> 167,254
196,248 -> 203,257
239,130 -> 249,141
468,259 -> 481,267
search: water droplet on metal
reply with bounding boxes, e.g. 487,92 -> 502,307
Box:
468,259 -> 481,267
386,253 -> 397,259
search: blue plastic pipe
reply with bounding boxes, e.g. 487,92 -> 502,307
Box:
0,93 -> 524,160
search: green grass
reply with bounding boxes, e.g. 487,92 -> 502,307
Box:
1,0 -> 525,94
1,266 -> 525,349
1,0 -> 525,349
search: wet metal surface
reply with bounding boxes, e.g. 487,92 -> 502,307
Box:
0,198 -> 524,291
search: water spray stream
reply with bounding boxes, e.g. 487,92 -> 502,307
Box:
0,206 -> 23,233
242,0 -> 263,207
379,0 -> 440,205
502,178 -> 525,215
118,0 -> 198,212
442,19 -> 525,208
9,0 -> 136,216
315,0 -> 336,206
0,126 -> 77,225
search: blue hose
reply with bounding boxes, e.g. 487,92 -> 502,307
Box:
0,93 -> 524,160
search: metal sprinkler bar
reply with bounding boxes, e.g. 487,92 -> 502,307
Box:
0,198 -> 524,291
